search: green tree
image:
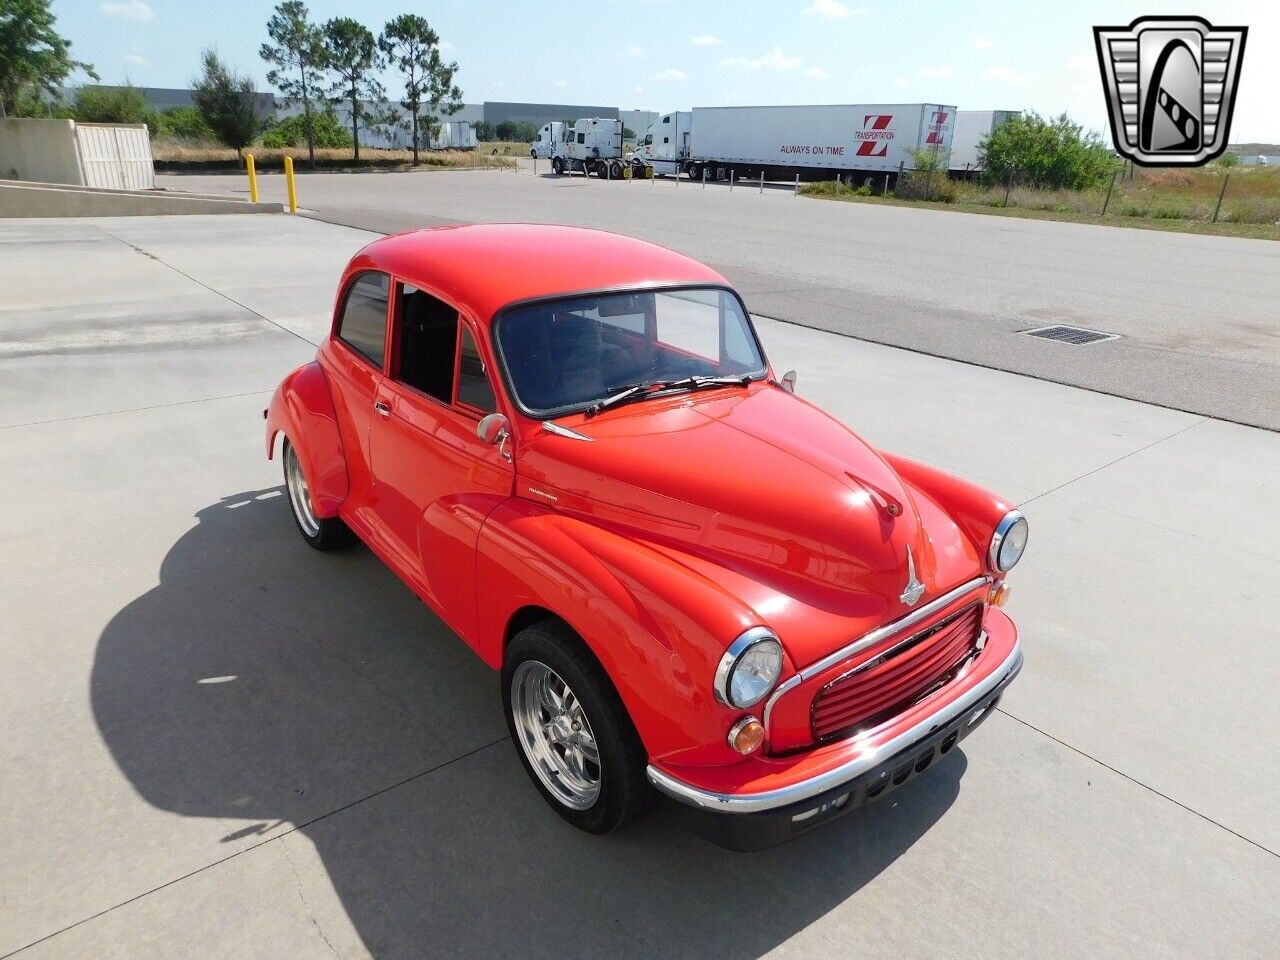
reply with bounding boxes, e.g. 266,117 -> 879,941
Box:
191,50 -> 263,158
473,119 -> 495,141
0,0 -> 95,117
1216,152 -> 1240,169
980,111 -> 1116,189
322,17 -> 383,161
379,14 -> 459,165
260,1 -> 328,166
69,84 -> 165,137
160,106 -> 215,141
260,110 -> 351,149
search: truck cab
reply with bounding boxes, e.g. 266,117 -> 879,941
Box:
636,111 -> 693,178
531,122 -> 565,159
550,118 -> 625,178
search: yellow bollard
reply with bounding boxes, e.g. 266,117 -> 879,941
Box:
283,155 -> 298,213
245,153 -> 259,203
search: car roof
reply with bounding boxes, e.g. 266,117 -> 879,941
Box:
343,224 -> 729,321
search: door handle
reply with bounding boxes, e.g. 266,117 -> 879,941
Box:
373,400 -> 391,417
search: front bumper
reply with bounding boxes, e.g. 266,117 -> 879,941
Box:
647,633 -> 1022,851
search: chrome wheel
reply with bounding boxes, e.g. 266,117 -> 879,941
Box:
284,443 -> 320,538
511,660 -> 601,810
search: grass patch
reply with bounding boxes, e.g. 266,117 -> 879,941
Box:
800,165 -> 1280,240
152,143 -> 515,172
477,141 -> 533,157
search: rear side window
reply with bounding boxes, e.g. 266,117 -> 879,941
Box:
337,272 -> 389,368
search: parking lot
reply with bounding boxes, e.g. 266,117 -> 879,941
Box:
2,210 -> 1277,959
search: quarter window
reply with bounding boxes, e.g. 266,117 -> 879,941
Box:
457,326 -> 497,413
337,272 -> 389,368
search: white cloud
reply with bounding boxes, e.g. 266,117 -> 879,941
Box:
917,66 -> 955,79
804,0 -> 866,17
122,50 -> 147,66
971,37 -> 994,50
633,85 -> 645,95
553,79 -> 567,88
719,45 -> 802,70
493,80 -> 506,89
691,34 -> 722,46
983,65 -> 1030,86
805,67 -> 829,79
439,40 -> 455,53
653,68 -> 686,81
895,76 -> 910,89
625,45 -> 645,58
99,1 -> 152,21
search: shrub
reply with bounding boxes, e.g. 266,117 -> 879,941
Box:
494,119 -> 538,142
261,111 -> 352,149
980,111 -> 1117,189
69,84 -> 163,136
158,106 -> 215,141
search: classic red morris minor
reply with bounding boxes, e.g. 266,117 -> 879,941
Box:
265,224 -> 1026,850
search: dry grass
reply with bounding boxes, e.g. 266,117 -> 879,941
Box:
152,143 -> 515,171
477,141 -> 534,157
802,164 -> 1280,240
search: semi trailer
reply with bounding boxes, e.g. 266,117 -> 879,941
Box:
429,120 -> 477,151
949,110 -> 1020,175
637,103 -> 957,182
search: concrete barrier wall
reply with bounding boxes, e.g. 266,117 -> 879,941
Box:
0,119 -> 85,185
0,180 -> 282,217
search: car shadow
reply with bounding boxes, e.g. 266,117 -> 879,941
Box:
91,488 -> 968,959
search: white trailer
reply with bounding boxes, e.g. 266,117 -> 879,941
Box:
643,103 -> 956,182
550,118 -> 627,178
531,122 -> 564,159
949,110 -> 1019,174
429,120 -> 477,151
634,111 -> 692,176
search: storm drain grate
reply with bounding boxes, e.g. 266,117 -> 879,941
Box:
1021,324 -> 1120,345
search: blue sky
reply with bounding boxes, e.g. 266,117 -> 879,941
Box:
52,1 -> 1278,142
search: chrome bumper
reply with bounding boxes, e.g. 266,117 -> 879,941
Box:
646,636 -> 1022,815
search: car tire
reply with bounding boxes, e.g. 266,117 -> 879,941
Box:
282,438 -> 353,551
551,157 -> 564,175
503,620 -> 652,834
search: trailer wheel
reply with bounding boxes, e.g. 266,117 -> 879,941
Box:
551,157 -> 564,176
610,160 -> 624,179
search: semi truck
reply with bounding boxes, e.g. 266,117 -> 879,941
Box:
549,118 -> 627,178
949,110 -> 1019,175
429,120 -> 477,151
530,121 -> 564,159
636,103 -> 957,182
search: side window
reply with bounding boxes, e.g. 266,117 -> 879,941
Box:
337,272 -> 389,368
576,132 -> 585,144
395,284 -> 458,404
457,326 -> 497,414
663,137 -> 670,144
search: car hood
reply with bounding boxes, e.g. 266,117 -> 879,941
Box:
517,385 -> 982,630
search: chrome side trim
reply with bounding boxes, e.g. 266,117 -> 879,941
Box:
761,576 -> 990,732
647,636 -> 1022,814
543,420 -> 593,441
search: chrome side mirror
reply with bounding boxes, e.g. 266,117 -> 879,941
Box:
476,413 -> 512,461
780,370 -> 797,394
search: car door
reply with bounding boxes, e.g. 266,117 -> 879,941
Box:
321,270 -> 391,533
368,281 -> 514,641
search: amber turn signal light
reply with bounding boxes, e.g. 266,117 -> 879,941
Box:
728,717 -> 765,755
988,581 -> 1012,608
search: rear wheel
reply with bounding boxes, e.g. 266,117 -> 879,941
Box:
503,620 -> 651,833
282,439 -> 352,551
610,159 -> 624,179
595,161 -> 609,179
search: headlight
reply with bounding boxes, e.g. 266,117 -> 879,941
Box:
714,628 -> 783,708
989,511 -> 1029,572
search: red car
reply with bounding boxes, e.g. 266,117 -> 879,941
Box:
265,224 -> 1026,850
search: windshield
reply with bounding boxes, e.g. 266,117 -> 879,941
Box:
494,287 -> 767,417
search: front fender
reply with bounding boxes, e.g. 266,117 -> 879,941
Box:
265,362 -> 349,518
476,499 -> 793,767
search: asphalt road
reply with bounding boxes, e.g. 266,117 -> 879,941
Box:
160,164 -> 1280,432
2,213 -> 1277,959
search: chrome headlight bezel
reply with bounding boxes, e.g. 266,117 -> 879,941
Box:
713,627 -> 783,709
989,510 -> 1029,573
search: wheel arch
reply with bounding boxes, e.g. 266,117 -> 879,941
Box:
264,361 -> 350,518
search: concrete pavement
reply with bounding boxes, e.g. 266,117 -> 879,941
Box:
1,214 -> 1276,959
161,166 -> 1280,431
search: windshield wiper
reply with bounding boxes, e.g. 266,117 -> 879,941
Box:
585,375 -> 751,418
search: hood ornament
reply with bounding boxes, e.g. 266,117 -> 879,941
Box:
899,546 -> 925,607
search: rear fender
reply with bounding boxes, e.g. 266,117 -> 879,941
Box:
476,499 -> 784,766
265,362 -> 349,518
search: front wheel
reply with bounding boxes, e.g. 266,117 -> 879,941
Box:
282,438 -> 353,551
551,156 -> 564,175
503,621 -> 651,833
